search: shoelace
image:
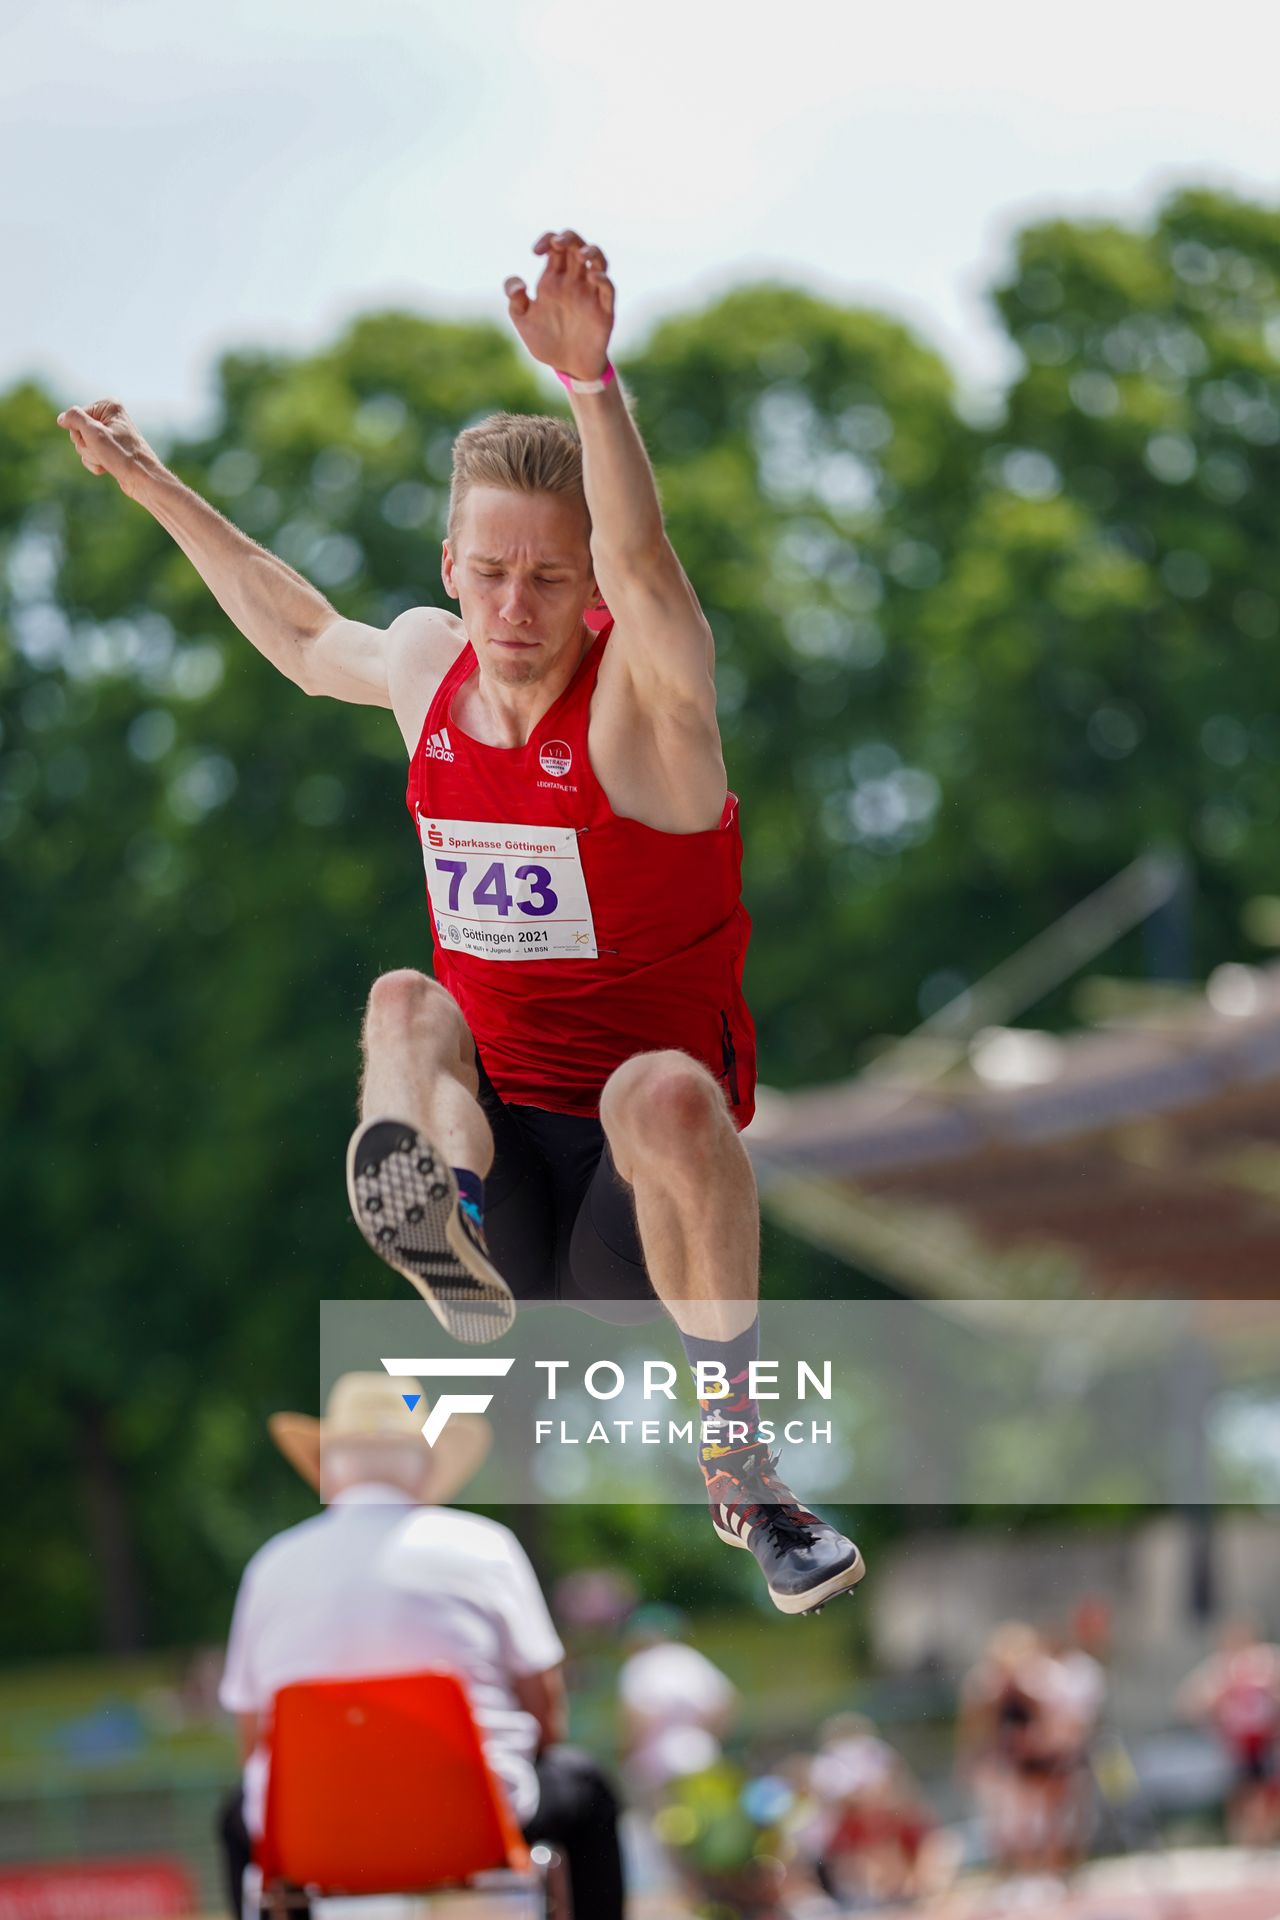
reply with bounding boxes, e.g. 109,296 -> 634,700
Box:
760,1505 -> 818,1551
722,1448 -> 819,1550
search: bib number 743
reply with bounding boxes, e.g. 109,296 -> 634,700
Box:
416,815 -> 598,961
434,857 -> 557,917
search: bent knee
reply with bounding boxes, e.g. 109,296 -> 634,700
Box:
602,1051 -> 726,1150
367,968 -> 449,1021
364,970 -> 469,1046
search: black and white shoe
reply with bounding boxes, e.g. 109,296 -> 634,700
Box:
703,1443 -> 865,1615
346,1119 -> 515,1344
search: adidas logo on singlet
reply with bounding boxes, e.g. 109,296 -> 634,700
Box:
423,727 -> 455,763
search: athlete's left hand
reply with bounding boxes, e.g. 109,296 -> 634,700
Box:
504,231 -> 615,382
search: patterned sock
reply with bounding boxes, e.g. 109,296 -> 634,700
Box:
452,1168 -> 485,1229
678,1317 -> 762,1473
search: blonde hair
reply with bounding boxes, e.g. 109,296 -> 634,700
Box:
447,412 -> 590,548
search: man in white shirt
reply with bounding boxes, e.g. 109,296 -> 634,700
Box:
217,1372 -> 624,1917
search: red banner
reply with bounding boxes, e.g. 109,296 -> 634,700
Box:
0,1857 -> 196,1919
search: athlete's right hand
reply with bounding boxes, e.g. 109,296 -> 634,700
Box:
56,399 -> 161,499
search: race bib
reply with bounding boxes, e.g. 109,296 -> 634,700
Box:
417,814 -> 598,961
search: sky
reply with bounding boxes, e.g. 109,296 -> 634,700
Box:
6,0 -> 1279,439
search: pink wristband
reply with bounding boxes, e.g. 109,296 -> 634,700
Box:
557,362 -> 615,395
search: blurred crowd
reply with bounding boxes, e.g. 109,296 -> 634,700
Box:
618,1602 -> 1280,1917
618,1605 -> 955,1915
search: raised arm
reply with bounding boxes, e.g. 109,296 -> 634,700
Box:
56,399 -> 394,706
503,233 -> 716,716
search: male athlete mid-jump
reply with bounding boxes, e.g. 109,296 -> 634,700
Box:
58,230 -> 864,1614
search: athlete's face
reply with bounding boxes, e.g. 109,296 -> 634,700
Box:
442,487 -> 597,687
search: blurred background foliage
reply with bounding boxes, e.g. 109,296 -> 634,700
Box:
4,187 -> 1280,1658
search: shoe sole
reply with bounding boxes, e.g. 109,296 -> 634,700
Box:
346,1119 -> 516,1344
713,1521 -> 867,1615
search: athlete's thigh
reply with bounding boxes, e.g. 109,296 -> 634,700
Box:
474,1057 -> 557,1302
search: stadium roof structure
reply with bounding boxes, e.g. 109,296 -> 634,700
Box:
746,962 -> 1280,1298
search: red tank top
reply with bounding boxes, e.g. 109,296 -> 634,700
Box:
404,622 -> 756,1126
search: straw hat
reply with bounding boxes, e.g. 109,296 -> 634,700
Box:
269,1371 -> 491,1505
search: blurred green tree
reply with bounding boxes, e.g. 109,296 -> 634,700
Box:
905,189 -> 1280,1004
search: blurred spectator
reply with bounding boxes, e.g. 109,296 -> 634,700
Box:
216,1373 -> 624,1919
1179,1617 -> 1280,1845
958,1621 -> 1099,1877
804,1711 -> 949,1904
1047,1603 -> 1109,1766
618,1604 -> 738,1801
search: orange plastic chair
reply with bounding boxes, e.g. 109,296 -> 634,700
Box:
256,1669 -> 554,1914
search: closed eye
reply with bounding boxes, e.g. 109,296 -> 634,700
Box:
474,569 -> 569,587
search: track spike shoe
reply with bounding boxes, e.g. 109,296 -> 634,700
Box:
703,1442 -> 865,1615
346,1118 -> 515,1344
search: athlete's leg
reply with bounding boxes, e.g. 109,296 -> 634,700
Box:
599,1049 -> 863,1614
598,1049 -> 757,1339
359,969 -> 492,1174
599,1050 -> 761,1446
347,970 -> 516,1343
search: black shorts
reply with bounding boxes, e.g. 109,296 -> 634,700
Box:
475,1056 -> 662,1323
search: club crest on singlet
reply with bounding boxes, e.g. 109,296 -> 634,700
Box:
417,814 -> 598,961
539,739 -> 572,778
